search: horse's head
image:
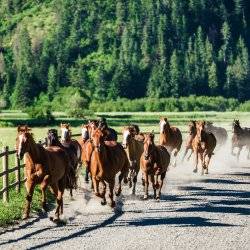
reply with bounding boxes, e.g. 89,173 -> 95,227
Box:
188,120 -> 197,136
143,132 -> 155,160
88,120 -> 99,138
206,121 -> 213,129
16,125 -> 32,160
91,128 -> 104,152
60,123 -> 71,142
81,124 -> 89,141
159,117 -> 169,133
122,126 -> 136,148
196,121 -> 206,143
232,119 -> 240,133
47,129 -> 59,146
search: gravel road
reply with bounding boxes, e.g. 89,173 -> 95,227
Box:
0,149 -> 249,250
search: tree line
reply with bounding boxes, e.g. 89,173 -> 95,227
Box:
0,0 -> 249,110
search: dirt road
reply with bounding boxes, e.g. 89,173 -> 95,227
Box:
0,153 -> 249,250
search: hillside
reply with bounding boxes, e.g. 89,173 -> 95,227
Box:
0,0 -> 250,109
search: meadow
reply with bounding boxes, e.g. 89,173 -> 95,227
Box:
0,110 -> 250,226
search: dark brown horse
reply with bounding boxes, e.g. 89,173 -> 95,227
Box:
182,121 -> 197,162
16,126 -> 74,222
159,117 -> 182,167
47,129 -> 79,196
231,119 -> 250,161
205,121 -> 228,146
192,121 -> 216,174
122,125 -> 144,194
140,133 -> 170,200
90,128 -> 129,207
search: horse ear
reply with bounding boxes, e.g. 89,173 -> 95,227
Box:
17,125 -> 21,132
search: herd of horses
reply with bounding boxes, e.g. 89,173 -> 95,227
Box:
15,118 -> 250,222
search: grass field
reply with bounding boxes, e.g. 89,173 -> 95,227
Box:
0,110 -> 250,226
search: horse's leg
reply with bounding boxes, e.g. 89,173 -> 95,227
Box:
149,174 -> 156,199
237,147 -> 242,162
92,176 -> 100,197
128,169 -> 132,188
193,151 -> 198,173
40,175 -> 50,212
187,149 -> 193,161
131,169 -> 139,195
85,161 -> 90,183
200,153 -> 204,175
231,144 -> 235,156
100,181 -> 107,205
182,148 -> 188,162
108,178 -> 116,208
143,173 -> 149,200
23,180 -> 35,219
156,172 -> 166,200
204,154 -> 212,174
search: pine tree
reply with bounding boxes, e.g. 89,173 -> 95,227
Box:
169,50 -> 181,97
47,64 -> 58,100
208,61 -> 218,94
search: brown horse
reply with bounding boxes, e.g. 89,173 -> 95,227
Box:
90,128 -> 129,207
231,119 -> 250,161
182,121 -> 197,162
140,133 -> 170,200
47,129 -> 78,197
192,121 -> 216,174
122,125 -> 144,194
205,121 -> 228,146
60,123 -> 82,166
16,126 -> 74,221
159,117 -> 182,167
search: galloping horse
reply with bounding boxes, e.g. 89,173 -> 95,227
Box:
122,125 -> 144,194
182,121 -> 196,162
205,121 -> 228,146
90,128 -> 129,207
78,120 -> 99,183
231,119 -> 250,161
193,121 -> 216,174
60,123 -> 82,167
140,133 -> 170,200
47,129 -> 78,196
16,126 -> 74,221
159,117 -> 182,167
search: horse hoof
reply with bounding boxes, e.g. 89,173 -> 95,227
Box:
22,214 -> 29,220
110,201 -> 116,208
143,195 -> 148,200
123,177 -> 128,184
193,169 -> 197,173
156,197 -> 160,201
101,200 -> 107,206
115,189 -> 121,196
155,183 -> 160,189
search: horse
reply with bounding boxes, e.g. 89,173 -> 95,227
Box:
192,121 -> 216,174
140,133 -> 170,200
90,128 -> 129,207
205,121 -> 228,146
78,121 -> 98,183
159,117 -> 182,167
182,120 -> 196,162
122,125 -> 144,194
231,119 -> 250,161
60,123 -> 82,167
47,129 -> 79,197
16,126 -> 75,222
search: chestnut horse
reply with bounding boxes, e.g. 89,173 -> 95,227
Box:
78,120 -> 99,182
159,117 -> 182,167
16,126 -> 74,221
231,119 -> 250,161
90,128 -> 129,207
192,121 -> 216,174
122,125 -> 144,194
182,121 -> 197,162
47,129 -> 78,196
205,121 -> 228,146
140,133 -> 170,200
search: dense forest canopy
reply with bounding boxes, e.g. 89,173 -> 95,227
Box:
0,0 -> 249,110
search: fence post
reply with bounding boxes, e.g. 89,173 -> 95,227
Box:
2,146 -> 9,202
15,153 -> 21,193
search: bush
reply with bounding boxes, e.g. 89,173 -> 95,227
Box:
238,101 -> 250,111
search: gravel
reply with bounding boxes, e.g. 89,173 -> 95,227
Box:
0,149 -> 249,250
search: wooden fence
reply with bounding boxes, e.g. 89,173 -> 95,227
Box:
0,146 -> 25,202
